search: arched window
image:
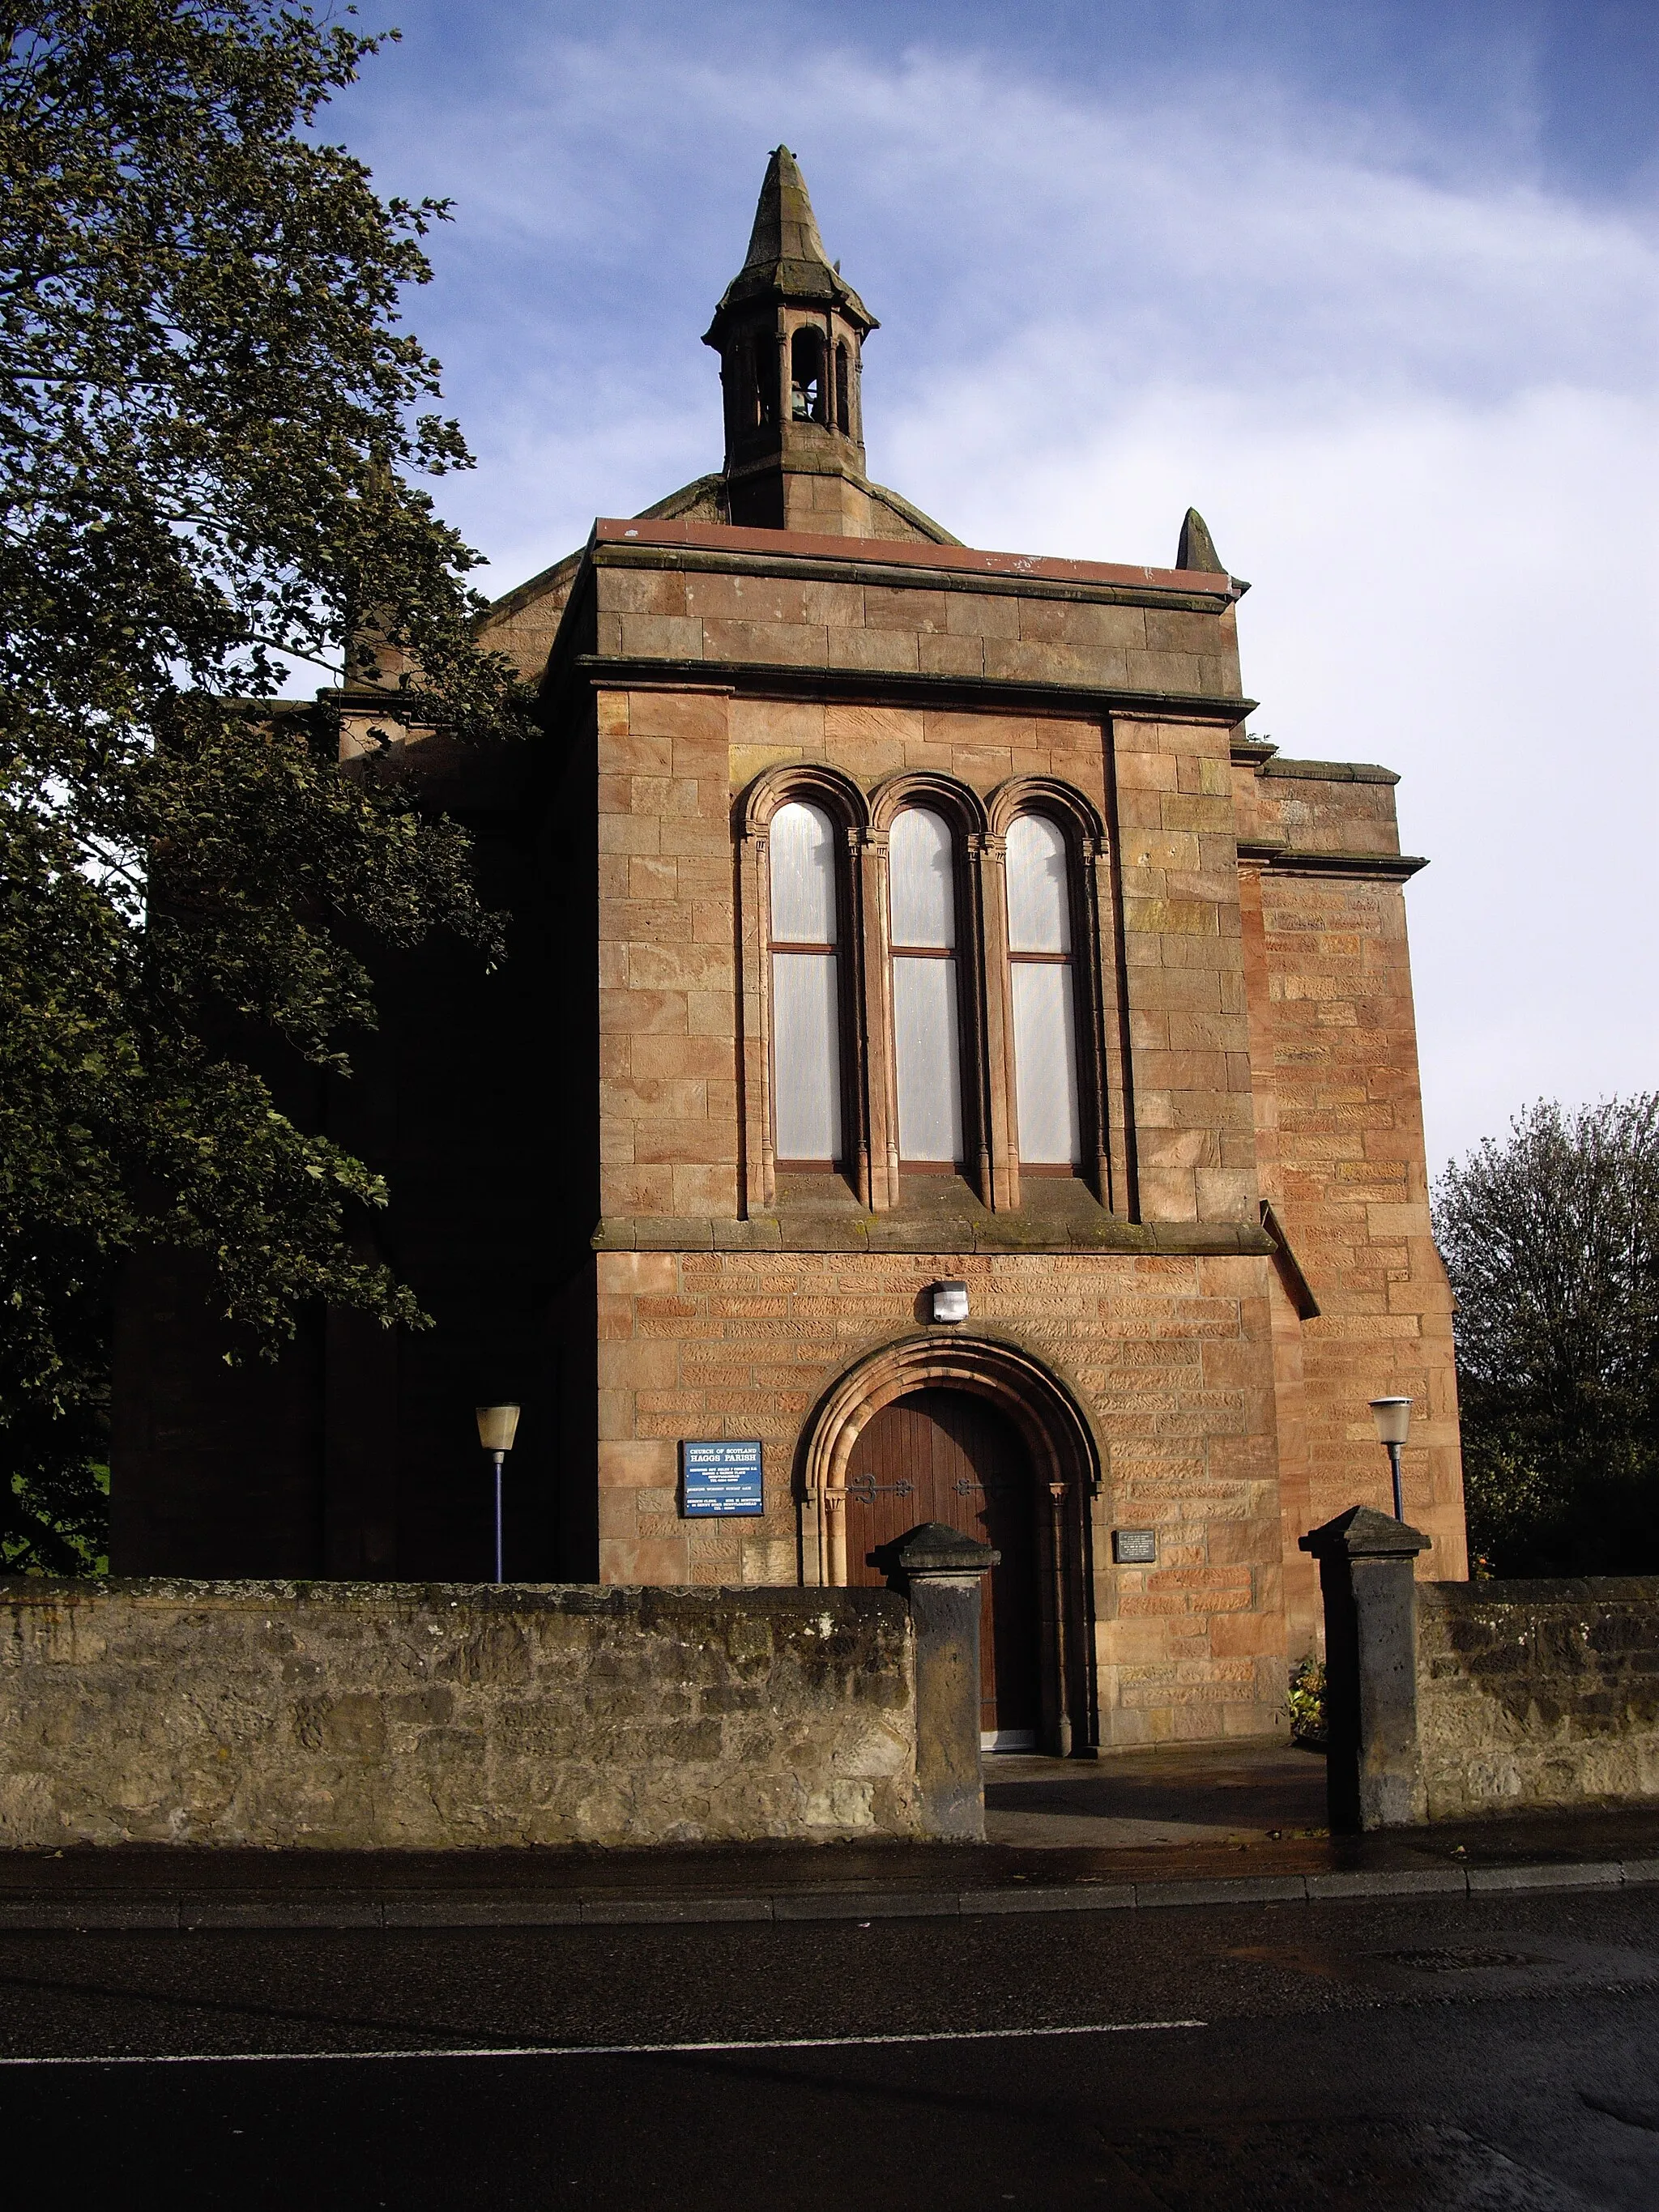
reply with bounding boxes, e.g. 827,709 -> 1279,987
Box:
1005,814 -> 1081,1169
790,328 -> 825,423
769,801 -> 843,1165
834,341 -> 851,434
889,808 -> 964,1166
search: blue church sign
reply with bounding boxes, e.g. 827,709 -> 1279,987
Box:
681,1439 -> 765,1517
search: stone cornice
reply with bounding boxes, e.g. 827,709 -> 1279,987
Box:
1262,757 -> 1401,786
574,653 -> 1256,727
592,1214 -> 1275,1257
1236,841 -> 1428,882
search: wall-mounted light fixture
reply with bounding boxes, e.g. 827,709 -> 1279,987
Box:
928,1280 -> 970,1324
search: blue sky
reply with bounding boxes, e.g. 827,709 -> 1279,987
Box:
325,0 -> 1658,1171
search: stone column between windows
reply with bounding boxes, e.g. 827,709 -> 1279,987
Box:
958,832 -> 996,1209
1076,832 -> 1115,1208
844,822 -> 875,1206
737,825 -> 773,1216
857,825 -> 898,1210
974,830 -> 1017,1212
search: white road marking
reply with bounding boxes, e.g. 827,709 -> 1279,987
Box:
0,2020 -> 1205,2067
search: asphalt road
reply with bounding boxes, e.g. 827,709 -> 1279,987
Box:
5,1888 -> 1659,2209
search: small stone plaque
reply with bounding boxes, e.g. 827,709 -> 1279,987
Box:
681,1439 -> 765,1518
1112,1528 -> 1158,1566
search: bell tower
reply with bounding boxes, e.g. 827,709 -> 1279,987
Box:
704,147 -> 878,534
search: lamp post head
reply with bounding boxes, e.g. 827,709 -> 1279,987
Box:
476,1404 -> 521,1454
1369,1396 -> 1411,1448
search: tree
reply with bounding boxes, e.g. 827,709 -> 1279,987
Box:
0,2 -> 531,1568
1434,1097 -> 1659,1575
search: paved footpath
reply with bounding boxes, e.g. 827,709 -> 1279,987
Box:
3,1739 -> 1658,1929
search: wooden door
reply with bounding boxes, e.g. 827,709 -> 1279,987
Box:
844,1388 -> 1039,1743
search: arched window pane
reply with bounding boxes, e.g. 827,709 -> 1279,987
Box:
889,807 -> 962,1161
773,951 -> 843,1160
1011,965 -> 1081,1164
770,799 -> 842,1160
1006,813 -> 1072,953
888,808 -> 956,949
1008,812 -> 1081,1166
893,957 -> 964,1161
770,801 -> 838,943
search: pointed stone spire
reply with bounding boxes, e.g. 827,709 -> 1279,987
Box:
707,147 -> 876,334
741,144 -> 831,274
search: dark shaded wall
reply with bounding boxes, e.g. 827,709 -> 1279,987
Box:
112,676 -> 603,1580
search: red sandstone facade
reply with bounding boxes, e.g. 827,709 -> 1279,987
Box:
113,148 -> 1464,1751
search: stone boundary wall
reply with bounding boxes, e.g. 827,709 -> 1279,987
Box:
0,1579 -> 921,1851
1417,1579 -> 1659,1822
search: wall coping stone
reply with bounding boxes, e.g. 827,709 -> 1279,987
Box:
1420,1579 -> 1659,1609
590,515 -> 1243,603
0,1576 -> 909,1616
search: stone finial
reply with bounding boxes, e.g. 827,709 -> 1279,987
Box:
1300,1504 -> 1431,1560
1176,506 -> 1223,574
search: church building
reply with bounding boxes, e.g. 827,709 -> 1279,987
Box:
113,150 -> 1466,1752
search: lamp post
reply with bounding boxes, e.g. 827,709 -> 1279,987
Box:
1369,1396 -> 1411,1522
475,1404 -> 521,1583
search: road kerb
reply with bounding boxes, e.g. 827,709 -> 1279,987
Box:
0,1856 -> 1654,1932
579,1895 -> 773,1925
1306,1868 -> 1469,1900
1464,1861 -> 1624,1894
770,1890 -> 959,1920
1134,1875 -> 1311,1910
960,1884 -> 1136,1914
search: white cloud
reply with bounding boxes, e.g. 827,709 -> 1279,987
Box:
341,31 -> 1659,1165
926,380 -> 1657,1170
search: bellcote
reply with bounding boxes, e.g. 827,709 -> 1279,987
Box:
703,148 -> 879,533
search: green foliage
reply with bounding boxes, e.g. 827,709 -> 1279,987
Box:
0,2 -> 533,1563
5,1462 -> 108,1575
1286,1653 -> 1325,1749
1434,1097 -> 1659,1576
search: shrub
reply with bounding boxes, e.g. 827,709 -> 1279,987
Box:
1287,1653 -> 1326,1749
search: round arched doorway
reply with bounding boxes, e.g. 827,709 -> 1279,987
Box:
844,1387 -> 1041,1749
802,1330 -> 1102,1755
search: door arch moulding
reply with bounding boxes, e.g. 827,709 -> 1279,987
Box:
797,1328 -> 1105,1753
